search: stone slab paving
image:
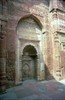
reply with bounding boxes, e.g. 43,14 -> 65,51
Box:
0,88 -> 17,100
59,79 -> 65,85
0,80 -> 65,100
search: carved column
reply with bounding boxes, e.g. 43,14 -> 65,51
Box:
37,56 -> 40,80
53,33 -> 61,80
15,38 -> 20,84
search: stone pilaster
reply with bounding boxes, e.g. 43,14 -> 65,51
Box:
37,55 -> 45,81
36,56 -> 40,80
15,38 -> 20,84
50,4 -> 62,80
53,33 -> 61,80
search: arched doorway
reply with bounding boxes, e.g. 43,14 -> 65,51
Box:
15,15 -> 45,84
22,45 -> 37,81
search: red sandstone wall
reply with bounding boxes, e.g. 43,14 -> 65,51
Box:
6,0 -> 50,82
6,0 -> 65,81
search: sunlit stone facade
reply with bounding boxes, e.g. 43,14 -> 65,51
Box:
0,0 -> 65,92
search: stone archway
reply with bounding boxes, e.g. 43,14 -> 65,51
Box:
15,15 -> 45,84
22,45 -> 37,81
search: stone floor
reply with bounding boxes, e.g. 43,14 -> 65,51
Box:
0,80 -> 65,100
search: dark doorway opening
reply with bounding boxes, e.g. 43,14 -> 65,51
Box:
22,45 -> 37,81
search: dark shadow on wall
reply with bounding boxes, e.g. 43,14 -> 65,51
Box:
44,64 -> 55,80
6,51 -> 15,88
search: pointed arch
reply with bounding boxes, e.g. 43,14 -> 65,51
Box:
16,14 -> 42,31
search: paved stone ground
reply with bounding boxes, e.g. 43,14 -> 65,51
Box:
0,80 -> 65,100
